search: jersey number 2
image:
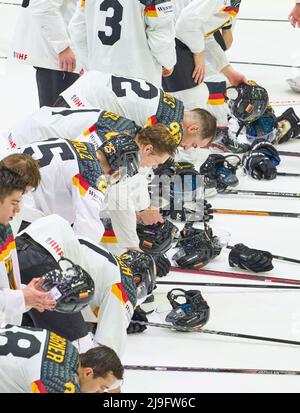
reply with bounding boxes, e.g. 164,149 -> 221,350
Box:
98,0 -> 123,46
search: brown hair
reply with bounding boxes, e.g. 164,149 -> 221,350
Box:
0,166 -> 27,202
79,345 -> 124,380
190,108 -> 217,143
0,154 -> 41,190
136,124 -> 177,157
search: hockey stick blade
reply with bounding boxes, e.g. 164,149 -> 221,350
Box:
130,321 -> 300,346
124,365 -> 300,376
170,266 -> 300,286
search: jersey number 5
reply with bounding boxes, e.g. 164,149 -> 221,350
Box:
23,141 -> 75,168
98,0 -> 123,46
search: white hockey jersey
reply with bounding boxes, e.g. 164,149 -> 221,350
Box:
21,215 -> 136,357
9,0 -> 78,71
18,138 -> 108,243
0,225 -> 25,326
1,106 -> 138,150
0,324 -> 80,393
61,70 -> 184,144
69,0 -> 176,87
174,0 -> 241,53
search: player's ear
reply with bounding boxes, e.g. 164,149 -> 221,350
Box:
188,123 -> 201,134
83,367 -> 94,378
143,144 -> 153,154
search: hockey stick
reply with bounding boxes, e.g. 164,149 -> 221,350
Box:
124,365 -> 300,376
170,266 -> 300,286
226,246 -> 300,266
237,18 -> 289,23
277,172 -> 300,177
222,189 -> 300,199
130,320 -> 300,346
230,61 -> 300,69
156,280 -> 300,290
279,150 -> 300,158
213,209 -> 300,219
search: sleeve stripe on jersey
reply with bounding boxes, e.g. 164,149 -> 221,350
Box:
144,5 -> 159,17
32,380 -> 48,393
0,236 -> 16,262
83,124 -> 97,138
220,6 -> 239,16
146,115 -> 158,127
208,93 -> 226,105
72,174 -> 90,196
81,0 -> 85,7
100,229 -> 118,244
111,283 -> 129,305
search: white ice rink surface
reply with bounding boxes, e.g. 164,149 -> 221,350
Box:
1,0 -> 300,393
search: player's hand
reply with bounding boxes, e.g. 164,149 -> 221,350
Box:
58,46 -> 77,72
222,65 -> 248,87
136,207 -> 164,225
192,52 -> 206,84
289,4 -> 300,27
162,67 -> 174,77
23,278 -> 56,312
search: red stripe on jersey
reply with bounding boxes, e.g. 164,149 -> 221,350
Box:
72,174 -> 90,196
111,283 -> 129,305
32,380 -> 48,393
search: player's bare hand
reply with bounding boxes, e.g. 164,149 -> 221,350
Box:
289,4 -> 300,27
58,47 -> 77,72
192,52 -> 205,84
23,281 -> 56,311
162,67 -> 174,77
137,207 -> 164,225
222,65 -> 248,87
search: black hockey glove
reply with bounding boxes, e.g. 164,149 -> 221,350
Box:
249,139 -> 281,166
242,152 -> 277,180
228,243 -> 274,273
275,107 -> 300,144
154,254 -> 171,278
127,306 -> 148,334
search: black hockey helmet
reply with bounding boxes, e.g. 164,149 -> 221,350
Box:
136,220 -> 179,255
165,289 -> 210,329
151,158 -> 203,200
99,133 -> 140,178
119,251 -> 156,300
173,225 -> 222,269
227,81 -> 269,123
42,258 -> 95,313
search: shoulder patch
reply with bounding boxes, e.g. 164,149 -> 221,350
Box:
140,0 -> 173,16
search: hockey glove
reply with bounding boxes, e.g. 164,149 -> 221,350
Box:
228,243 -> 274,273
154,254 -> 171,278
249,139 -> 281,166
275,108 -> 300,144
127,306 -> 148,334
242,152 -> 277,180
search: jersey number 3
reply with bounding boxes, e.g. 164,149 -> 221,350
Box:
98,0 -> 123,46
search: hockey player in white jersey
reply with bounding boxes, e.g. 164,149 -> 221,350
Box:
0,324 -> 123,393
58,70 -> 217,150
1,107 -> 139,151
17,138 -> 110,244
69,0 -> 176,88
16,215 -> 157,358
163,0 -> 247,110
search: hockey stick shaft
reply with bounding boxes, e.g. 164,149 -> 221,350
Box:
277,172 -> 300,177
170,266 -> 300,286
132,321 -> 300,346
226,246 -> 300,265
156,280 -> 300,289
279,150 -> 300,158
222,189 -> 300,199
213,209 -> 300,219
124,365 -> 300,376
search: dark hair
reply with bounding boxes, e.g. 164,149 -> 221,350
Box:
136,124 -> 178,156
0,166 -> 27,202
0,154 -> 41,190
190,108 -> 217,143
79,345 -> 124,380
